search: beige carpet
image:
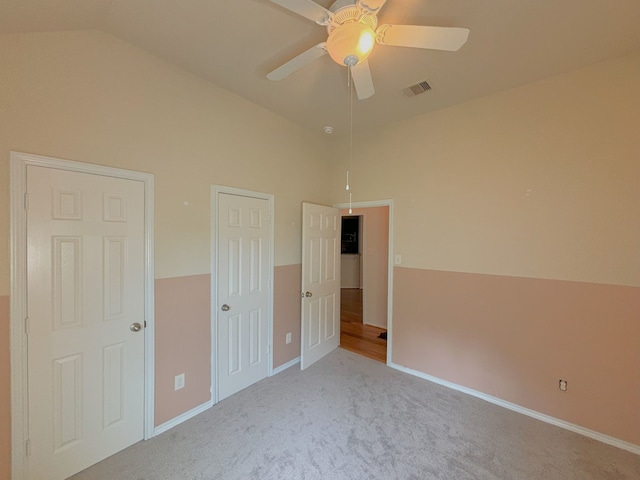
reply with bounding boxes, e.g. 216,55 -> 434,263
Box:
70,348 -> 639,479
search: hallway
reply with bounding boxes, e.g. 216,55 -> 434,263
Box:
340,288 -> 387,363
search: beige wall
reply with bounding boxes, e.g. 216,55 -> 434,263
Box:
0,30 -> 331,291
0,29 -> 331,472
329,54 -> 640,444
330,54 -> 640,287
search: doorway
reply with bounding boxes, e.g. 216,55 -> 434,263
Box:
337,203 -> 391,364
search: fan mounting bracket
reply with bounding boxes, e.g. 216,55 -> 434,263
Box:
326,4 -> 378,35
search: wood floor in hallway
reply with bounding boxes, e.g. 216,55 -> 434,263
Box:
340,288 -> 387,363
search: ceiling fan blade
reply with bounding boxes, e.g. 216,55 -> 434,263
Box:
351,59 -> 375,100
376,25 -> 470,51
269,0 -> 333,25
267,43 -> 328,81
356,0 -> 388,15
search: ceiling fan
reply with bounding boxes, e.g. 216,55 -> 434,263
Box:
266,0 -> 470,99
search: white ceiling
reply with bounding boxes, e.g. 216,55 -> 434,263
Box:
2,0 -> 639,134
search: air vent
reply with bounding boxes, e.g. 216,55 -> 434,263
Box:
402,80 -> 432,97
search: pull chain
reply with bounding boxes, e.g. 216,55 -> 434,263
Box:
347,65 -> 354,214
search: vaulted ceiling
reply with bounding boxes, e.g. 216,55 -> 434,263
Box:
2,0 -> 639,133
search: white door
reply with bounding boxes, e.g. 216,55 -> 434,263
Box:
26,166 -> 146,480
217,192 -> 270,400
300,203 -> 341,370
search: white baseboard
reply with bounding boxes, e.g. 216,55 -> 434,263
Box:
272,356 -> 300,375
152,399 -> 214,436
389,362 -> 640,456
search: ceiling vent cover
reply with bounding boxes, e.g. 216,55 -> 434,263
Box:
402,80 -> 432,97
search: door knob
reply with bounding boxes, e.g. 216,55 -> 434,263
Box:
305,292 -> 312,297
130,322 -> 142,332
221,304 -> 230,311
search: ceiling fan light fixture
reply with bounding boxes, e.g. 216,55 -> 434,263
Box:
326,22 -> 376,67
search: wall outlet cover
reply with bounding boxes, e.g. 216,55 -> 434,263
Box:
175,373 -> 185,391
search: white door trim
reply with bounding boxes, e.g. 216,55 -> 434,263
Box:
10,151 -> 155,479
334,199 -> 394,365
210,185 -> 274,403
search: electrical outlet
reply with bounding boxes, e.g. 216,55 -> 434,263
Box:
285,332 -> 292,344
559,379 -> 567,392
175,373 -> 185,391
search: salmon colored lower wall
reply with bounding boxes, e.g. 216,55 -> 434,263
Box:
0,295 -> 10,480
154,266 -> 302,424
273,264 -> 302,368
392,267 -> 640,445
154,275 -> 211,426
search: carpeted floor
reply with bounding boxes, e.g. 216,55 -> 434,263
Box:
70,349 -> 639,480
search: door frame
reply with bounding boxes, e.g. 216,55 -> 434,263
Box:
10,151 -> 155,479
210,185 -> 274,403
334,199 -> 394,365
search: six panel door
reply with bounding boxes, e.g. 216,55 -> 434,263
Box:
300,203 -> 341,370
217,193 -> 270,400
26,166 -> 146,479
